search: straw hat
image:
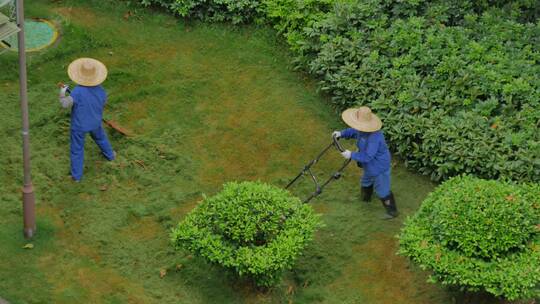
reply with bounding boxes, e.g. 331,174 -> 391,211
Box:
341,106 -> 382,132
67,58 -> 108,86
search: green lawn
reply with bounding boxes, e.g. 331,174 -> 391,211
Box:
0,1 -> 496,303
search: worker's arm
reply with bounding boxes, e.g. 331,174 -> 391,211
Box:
59,86 -> 73,108
350,133 -> 380,163
339,128 -> 358,139
59,96 -> 74,108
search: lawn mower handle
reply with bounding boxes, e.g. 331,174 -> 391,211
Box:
333,134 -> 346,152
285,135 -> 351,203
57,82 -> 71,94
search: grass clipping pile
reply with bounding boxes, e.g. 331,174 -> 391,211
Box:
398,175 -> 540,301
171,181 -> 322,287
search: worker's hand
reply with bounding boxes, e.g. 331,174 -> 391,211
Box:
332,131 -> 341,139
59,86 -> 69,97
341,150 -> 352,159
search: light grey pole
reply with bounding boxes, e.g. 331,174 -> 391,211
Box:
16,0 -> 36,239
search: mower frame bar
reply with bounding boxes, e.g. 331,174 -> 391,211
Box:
285,135 -> 351,203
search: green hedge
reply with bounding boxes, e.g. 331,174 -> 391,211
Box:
140,0 -> 540,182
398,175 -> 540,301
139,0 -> 261,24
171,181 -> 321,287
303,5 -> 540,182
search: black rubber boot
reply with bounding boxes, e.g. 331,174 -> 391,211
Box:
361,185 -> 374,202
380,192 -> 398,219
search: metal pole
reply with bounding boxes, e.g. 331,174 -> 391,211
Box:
16,0 -> 36,239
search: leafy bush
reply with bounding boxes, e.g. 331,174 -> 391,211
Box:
301,3 -> 540,182
262,0 -> 333,50
398,175 -> 540,301
171,181 -> 321,287
139,0 -> 540,183
140,0 -> 261,24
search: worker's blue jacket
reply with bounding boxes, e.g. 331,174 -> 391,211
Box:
340,128 -> 391,177
70,85 -> 107,131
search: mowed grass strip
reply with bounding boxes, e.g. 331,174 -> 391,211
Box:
0,0 -> 483,303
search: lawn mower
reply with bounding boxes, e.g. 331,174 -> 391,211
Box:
285,134 -> 351,203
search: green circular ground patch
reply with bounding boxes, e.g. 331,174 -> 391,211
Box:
1,19 -> 58,52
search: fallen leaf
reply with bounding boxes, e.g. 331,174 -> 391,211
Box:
23,243 -> 34,249
159,268 -> 167,278
505,195 -> 514,201
175,264 -> 183,271
124,11 -> 134,20
287,285 -> 294,295
134,160 -> 146,169
100,185 -> 108,191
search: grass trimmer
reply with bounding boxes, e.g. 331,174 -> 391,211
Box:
285,134 -> 351,203
57,82 -> 133,137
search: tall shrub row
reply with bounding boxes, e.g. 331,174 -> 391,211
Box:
140,0 -> 540,183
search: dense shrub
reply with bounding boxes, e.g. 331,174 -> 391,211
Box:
303,6 -> 540,181
140,0 -> 261,23
171,181 -> 321,287
262,0 -> 334,50
140,0 -> 540,183
398,175 -> 540,301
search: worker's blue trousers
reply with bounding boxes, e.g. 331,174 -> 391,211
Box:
360,168 -> 391,199
70,126 -> 115,181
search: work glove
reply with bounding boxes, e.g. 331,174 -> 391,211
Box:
341,150 -> 352,159
59,85 -> 69,97
332,131 -> 341,139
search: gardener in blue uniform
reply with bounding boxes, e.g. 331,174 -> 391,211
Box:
333,106 -> 398,219
59,58 -> 115,182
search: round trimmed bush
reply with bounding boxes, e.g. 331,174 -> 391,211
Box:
398,175 -> 540,301
171,181 -> 321,287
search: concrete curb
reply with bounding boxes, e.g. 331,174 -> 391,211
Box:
0,297 -> 9,304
